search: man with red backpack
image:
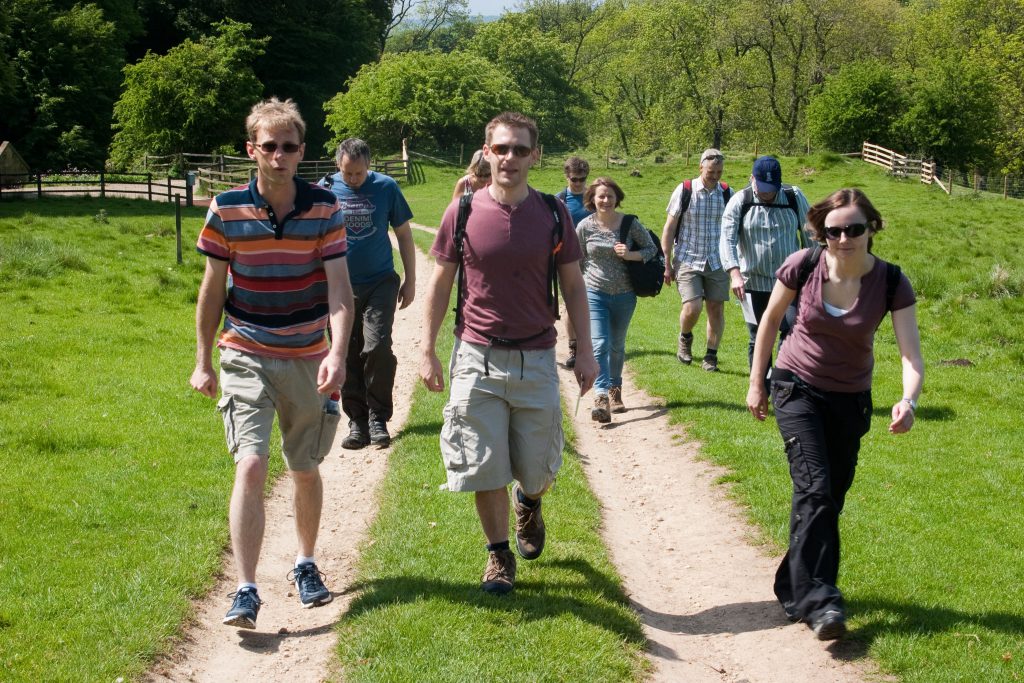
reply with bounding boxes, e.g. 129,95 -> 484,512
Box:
660,149 -> 732,371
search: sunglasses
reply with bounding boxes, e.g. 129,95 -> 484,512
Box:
569,176 -> 588,183
701,154 -> 724,162
489,143 -> 533,158
823,223 -> 868,240
253,141 -> 302,154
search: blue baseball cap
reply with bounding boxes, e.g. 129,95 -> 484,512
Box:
751,156 -> 782,193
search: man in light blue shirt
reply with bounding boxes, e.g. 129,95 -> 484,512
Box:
719,155 -> 810,368
321,138 -> 416,449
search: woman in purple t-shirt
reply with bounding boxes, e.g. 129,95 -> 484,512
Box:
745,188 -> 924,641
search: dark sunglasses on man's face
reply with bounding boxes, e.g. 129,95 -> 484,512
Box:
489,143 -> 533,158
254,141 -> 302,154
569,176 -> 587,183
824,223 -> 868,240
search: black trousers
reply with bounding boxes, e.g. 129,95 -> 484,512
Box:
770,369 -> 872,623
745,289 -> 795,370
343,271 -> 400,424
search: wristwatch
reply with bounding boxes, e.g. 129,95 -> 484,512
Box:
901,397 -> 917,411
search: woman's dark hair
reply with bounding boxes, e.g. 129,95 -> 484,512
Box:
583,177 -> 624,211
805,188 -> 883,250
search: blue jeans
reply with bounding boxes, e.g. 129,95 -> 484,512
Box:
587,289 -> 637,393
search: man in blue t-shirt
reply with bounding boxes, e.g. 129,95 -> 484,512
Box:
321,138 -> 415,449
555,156 -> 592,369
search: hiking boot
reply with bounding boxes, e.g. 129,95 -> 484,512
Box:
288,562 -> 333,608
608,386 -> 626,413
677,335 -> 693,364
223,586 -> 262,629
481,548 -> 517,595
512,484 -> 545,560
565,339 -> 577,369
341,420 -> 370,450
591,393 -> 611,423
368,419 -> 391,447
701,355 -> 719,372
811,609 -> 847,640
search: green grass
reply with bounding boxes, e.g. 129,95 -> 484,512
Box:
2,156 -> 1023,681
404,154 -> 1024,681
0,197 -> 272,681
336,373 -> 646,681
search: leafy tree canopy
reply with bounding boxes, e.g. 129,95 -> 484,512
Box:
108,20 -> 266,169
324,51 -> 528,153
806,60 -> 906,154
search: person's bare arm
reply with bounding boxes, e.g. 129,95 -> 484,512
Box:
558,262 -> 597,396
661,213 -> 677,283
318,257 -> 355,394
889,304 -> 924,434
189,258 -> 228,398
394,221 -> 417,309
746,279 -> 796,420
419,260 -> 458,392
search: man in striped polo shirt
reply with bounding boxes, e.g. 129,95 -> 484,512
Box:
190,98 -> 355,630
661,148 -> 731,372
719,155 -> 811,369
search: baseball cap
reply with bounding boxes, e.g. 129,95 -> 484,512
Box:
751,156 -> 782,193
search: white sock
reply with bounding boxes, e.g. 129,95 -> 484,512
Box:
296,555 -> 316,568
237,582 -> 257,593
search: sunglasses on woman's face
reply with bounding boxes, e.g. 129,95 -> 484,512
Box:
824,223 -> 868,240
253,141 -> 302,154
489,143 -> 533,158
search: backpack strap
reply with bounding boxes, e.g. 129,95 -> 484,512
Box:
618,214 -> 637,246
796,244 -> 823,293
885,262 -> 901,313
321,172 -> 334,189
672,180 -> 693,245
452,192 -> 474,326
555,188 -> 568,203
540,192 -> 564,320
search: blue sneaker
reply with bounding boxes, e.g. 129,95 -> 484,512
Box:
223,587 -> 261,629
288,562 -> 333,608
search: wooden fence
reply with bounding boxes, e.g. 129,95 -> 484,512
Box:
0,171 -> 190,202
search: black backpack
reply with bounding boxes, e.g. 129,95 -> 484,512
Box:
453,191 -> 565,328
618,214 -> 666,297
672,179 -> 732,244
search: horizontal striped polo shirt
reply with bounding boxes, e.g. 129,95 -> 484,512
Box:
197,177 -> 347,360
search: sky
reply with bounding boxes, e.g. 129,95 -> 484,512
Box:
465,0 -> 513,16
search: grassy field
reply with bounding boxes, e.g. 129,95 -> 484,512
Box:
1,154 -> 1022,681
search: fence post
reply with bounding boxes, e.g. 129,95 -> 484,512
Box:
806,137 -> 811,154
175,195 -> 183,264
539,144 -> 544,169
685,141 -> 690,166
754,140 -> 759,157
1004,174 -> 1009,200
148,173 -> 152,202
947,169 -> 954,197
37,173 -> 42,198
459,144 -> 464,167
606,148 -> 610,169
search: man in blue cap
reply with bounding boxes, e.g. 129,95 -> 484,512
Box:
719,155 -> 810,368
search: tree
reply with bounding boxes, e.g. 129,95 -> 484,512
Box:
468,14 -> 590,148
324,51 -> 528,151
896,59 -> 999,168
108,20 -> 266,169
0,0 -> 125,169
383,0 -> 469,51
806,60 -> 905,153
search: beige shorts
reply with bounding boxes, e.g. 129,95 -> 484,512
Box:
217,347 -> 340,471
440,340 -> 563,493
676,264 -> 730,303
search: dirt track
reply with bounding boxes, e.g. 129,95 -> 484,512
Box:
147,224 -> 876,681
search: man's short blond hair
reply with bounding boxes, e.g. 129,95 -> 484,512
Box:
246,97 -> 306,142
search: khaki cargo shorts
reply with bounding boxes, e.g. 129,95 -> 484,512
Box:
217,346 -> 340,471
440,340 -> 563,494
677,264 -> 730,303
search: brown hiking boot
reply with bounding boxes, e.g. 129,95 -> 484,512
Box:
565,339 -> 577,369
677,334 -> 693,364
591,393 -> 611,423
608,386 -> 626,413
512,484 -> 545,560
481,548 -> 516,595
701,355 -> 719,372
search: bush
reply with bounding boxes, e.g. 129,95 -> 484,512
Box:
806,61 -> 905,154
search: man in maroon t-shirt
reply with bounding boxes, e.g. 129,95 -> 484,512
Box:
420,112 -> 598,595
